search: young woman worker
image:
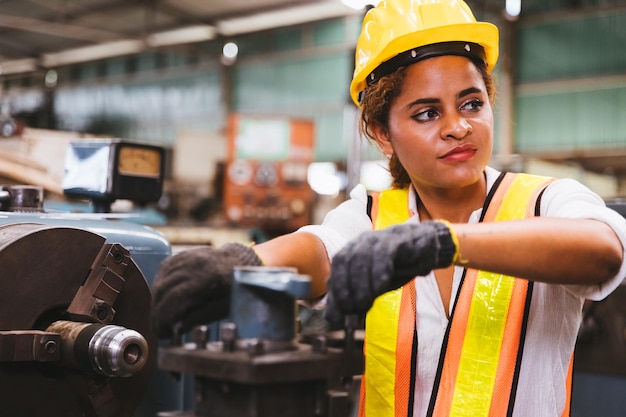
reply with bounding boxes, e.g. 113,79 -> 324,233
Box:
152,1 -> 626,416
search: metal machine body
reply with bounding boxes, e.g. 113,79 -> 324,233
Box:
158,266 -> 363,417
0,185 -> 182,416
0,223 -> 154,416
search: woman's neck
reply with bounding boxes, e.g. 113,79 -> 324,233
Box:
414,176 -> 487,224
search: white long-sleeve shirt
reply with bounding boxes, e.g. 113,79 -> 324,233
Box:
298,166 -> 626,417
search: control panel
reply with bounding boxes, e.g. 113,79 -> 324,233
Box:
223,114 -> 315,234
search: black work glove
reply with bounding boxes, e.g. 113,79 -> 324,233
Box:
151,242 -> 263,338
324,220 -> 458,328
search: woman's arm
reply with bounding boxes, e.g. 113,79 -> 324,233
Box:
254,232 -> 330,298
454,217 -> 624,285
253,184 -> 374,299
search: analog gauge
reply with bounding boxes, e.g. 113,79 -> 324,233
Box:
118,146 -> 162,177
228,160 -> 253,185
255,162 -> 278,187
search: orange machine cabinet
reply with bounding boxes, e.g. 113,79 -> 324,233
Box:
223,114 -> 315,234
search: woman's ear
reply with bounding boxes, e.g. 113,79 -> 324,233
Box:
371,122 -> 394,156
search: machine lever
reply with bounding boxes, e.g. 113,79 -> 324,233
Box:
0,330 -> 61,362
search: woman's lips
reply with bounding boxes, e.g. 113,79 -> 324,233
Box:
440,145 -> 477,162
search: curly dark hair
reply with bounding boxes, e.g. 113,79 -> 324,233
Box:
358,58 -> 496,189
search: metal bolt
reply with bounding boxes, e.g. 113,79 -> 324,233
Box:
220,322 -> 237,352
44,340 -> 57,354
193,325 -> 209,349
312,335 -> 327,354
246,339 -> 264,357
113,250 -> 124,264
92,300 -> 113,322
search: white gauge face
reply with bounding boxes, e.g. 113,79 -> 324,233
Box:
118,146 -> 162,177
255,162 -> 278,187
228,160 -> 253,185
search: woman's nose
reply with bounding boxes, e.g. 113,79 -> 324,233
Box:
441,115 -> 472,139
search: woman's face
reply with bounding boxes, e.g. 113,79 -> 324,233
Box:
372,55 -> 493,191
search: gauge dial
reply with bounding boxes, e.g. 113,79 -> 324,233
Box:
118,146 -> 162,177
228,160 -> 253,185
255,162 -> 278,187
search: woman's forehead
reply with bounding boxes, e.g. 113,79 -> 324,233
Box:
402,56 -> 485,90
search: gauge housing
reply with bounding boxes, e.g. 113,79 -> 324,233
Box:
63,139 -> 165,207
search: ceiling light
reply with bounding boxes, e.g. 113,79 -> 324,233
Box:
506,0 -> 521,18
222,42 -> 239,59
221,41 -> 239,65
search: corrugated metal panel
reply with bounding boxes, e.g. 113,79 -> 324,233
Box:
312,18 -> 347,47
516,10 -> 626,82
271,26 -> 302,52
515,85 -> 626,152
234,54 -> 350,108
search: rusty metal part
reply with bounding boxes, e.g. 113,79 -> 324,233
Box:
0,223 -> 156,417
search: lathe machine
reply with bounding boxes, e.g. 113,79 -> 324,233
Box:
0,183 -> 180,416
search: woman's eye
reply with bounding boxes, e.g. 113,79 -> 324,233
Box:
413,109 -> 438,122
462,99 -> 484,112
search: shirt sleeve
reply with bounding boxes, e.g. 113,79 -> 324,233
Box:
296,184 -> 373,261
541,178 -> 626,300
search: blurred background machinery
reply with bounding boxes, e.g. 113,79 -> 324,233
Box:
223,114 -> 316,235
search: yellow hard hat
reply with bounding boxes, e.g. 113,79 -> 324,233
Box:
350,0 -> 499,106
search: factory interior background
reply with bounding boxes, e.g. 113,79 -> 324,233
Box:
0,0 -> 626,416
2,0 -> 626,238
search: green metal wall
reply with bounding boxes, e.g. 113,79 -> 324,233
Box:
515,8 -> 626,153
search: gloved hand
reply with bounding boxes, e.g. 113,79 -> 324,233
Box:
151,242 -> 263,338
324,220 -> 459,328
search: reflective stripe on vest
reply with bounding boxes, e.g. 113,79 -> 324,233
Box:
429,173 -> 555,417
362,188 -> 414,417
361,173 -> 568,417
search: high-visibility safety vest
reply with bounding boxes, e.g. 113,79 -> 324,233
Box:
360,172 -> 573,417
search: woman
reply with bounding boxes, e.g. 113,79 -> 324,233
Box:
152,1 -> 626,415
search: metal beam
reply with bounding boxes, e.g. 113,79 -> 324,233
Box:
0,14 -> 124,43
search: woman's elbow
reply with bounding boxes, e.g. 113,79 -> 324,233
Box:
595,229 -> 624,283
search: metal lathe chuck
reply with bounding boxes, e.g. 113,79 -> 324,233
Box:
0,223 -> 157,417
